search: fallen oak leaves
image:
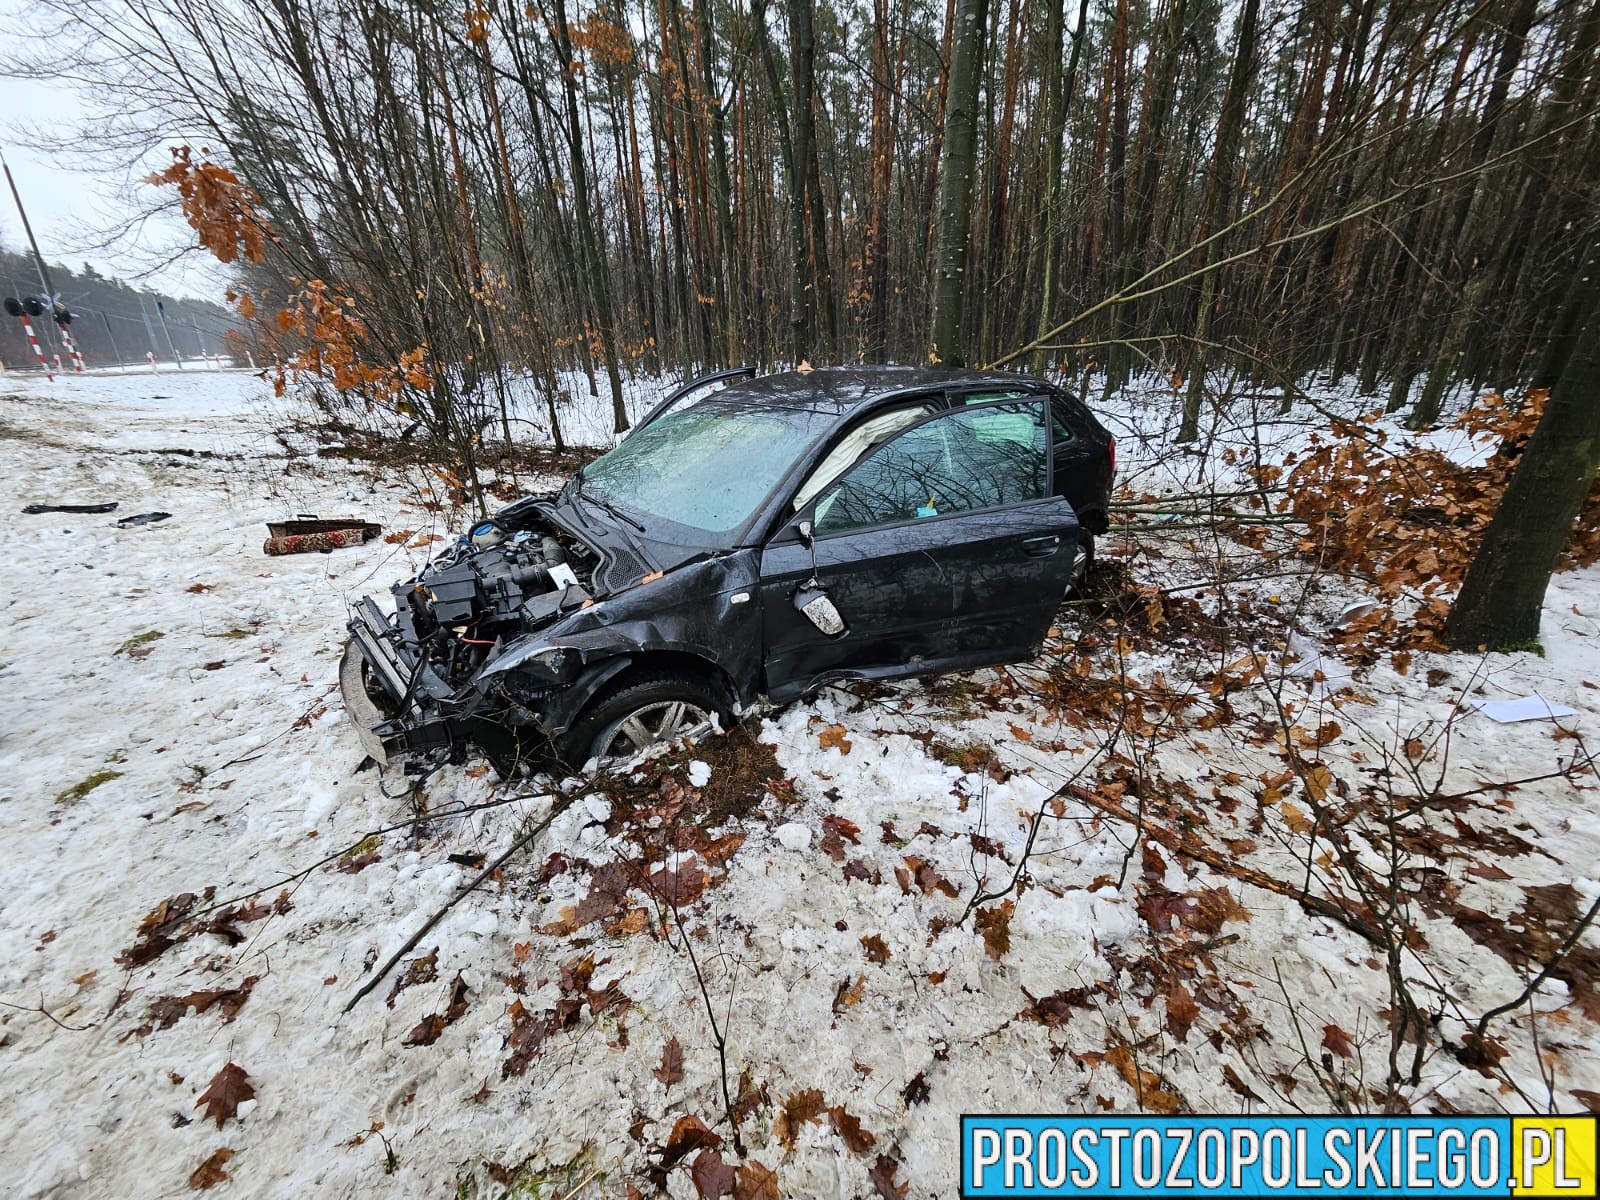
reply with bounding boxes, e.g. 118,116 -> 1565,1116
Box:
773,1088 -> 826,1149
869,1151 -> 910,1200
146,976 -> 259,1033
975,900 -> 1014,960
818,724 -> 852,755
654,1035 -> 686,1088
819,814 -> 861,862
831,975 -> 865,1017
828,1105 -> 876,1154
502,953 -> 632,1077
1059,781 -> 1386,946
195,1062 -> 254,1129
188,1148 -> 236,1191
649,1120 -> 726,1196
385,948 -> 438,1007
117,889 -> 293,969
402,974 -> 469,1047
895,856 -> 959,898
1101,1045 -> 1185,1114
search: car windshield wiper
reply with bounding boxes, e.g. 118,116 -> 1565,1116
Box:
573,474 -> 646,532
566,474 -> 657,573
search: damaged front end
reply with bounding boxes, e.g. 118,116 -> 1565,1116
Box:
339,496 -> 612,770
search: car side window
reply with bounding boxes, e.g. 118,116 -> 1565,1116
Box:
958,388 -> 1074,442
791,401 -> 938,512
812,400 -> 1048,535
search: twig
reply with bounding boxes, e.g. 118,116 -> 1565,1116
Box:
0,993 -> 94,1032
1053,782 -> 1386,946
668,900 -> 746,1157
343,794 -> 577,1013
1469,888 -> 1600,1046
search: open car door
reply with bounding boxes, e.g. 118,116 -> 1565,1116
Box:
758,398 -> 1079,701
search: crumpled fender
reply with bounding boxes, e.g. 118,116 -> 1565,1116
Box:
472,549 -> 764,731
537,656 -> 633,734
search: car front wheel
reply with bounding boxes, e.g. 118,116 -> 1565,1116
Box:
558,670 -> 727,770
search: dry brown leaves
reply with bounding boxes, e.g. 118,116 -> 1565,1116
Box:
188,1148 -> 237,1191
975,901 -> 1015,960
1268,392 -> 1600,649
195,1063 -> 254,1129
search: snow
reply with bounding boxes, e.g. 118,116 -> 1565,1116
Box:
774,822 -> 812,852
0,367 -> 1597,1199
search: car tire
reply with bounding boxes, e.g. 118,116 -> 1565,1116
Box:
557,669 -> 729,771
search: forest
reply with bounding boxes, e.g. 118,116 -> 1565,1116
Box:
0,245 -> 240,368
3,0 -> 1600,1186
15,0 -> 1597,445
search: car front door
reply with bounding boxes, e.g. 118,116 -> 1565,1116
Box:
757,398 -> 1080,700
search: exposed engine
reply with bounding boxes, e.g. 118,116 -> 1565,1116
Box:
401,498 -> 598,686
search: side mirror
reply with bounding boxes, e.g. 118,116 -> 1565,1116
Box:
794,584 -> 847,636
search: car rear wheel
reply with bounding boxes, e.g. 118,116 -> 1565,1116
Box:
558,670 -> 728,770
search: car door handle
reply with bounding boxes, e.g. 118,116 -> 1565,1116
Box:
1021,534 -> 1060,557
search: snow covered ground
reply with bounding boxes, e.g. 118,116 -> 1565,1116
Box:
0,367 -> 1596,1199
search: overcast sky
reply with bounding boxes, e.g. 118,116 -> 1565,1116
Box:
0,3 -> 222,301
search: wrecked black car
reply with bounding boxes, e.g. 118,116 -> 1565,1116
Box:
341,365 -> 1114,773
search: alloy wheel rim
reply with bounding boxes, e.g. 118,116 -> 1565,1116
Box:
600,700 -> 712,759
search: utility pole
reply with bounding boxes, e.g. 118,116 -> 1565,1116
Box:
2,150 -> 58,303
100,310 -> 125,369
137,294 -> 157,356
155,299 -> 183,368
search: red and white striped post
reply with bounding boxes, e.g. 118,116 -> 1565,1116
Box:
18,314 -> 54,380
147,351 -> 157,372
57,321 -> 85,373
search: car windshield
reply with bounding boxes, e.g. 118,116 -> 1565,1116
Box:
581,402 -> 829,536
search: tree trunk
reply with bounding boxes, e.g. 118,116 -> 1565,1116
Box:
1177,0 -> 1259,442
929,0 -> 990,366
1445,240 -> 1600,651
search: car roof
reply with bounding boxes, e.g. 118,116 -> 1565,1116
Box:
696,364 -> 1050,417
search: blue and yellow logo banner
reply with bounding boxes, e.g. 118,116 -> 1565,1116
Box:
961,1115 -> 1597,1199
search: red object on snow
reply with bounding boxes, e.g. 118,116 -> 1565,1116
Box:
263,517 -> 381,556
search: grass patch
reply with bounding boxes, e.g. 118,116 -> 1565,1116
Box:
56,770 -> 124,805
115,630 -> 164,657
206,628 -> 254,640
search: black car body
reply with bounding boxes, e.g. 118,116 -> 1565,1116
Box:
341,365 -> 1114,770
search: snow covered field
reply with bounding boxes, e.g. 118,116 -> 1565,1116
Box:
1,368 -> 1596,1199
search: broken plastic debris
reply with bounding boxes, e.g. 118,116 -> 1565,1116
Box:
117,511 -> 172,527
22,502 -> 118,515
1468,694 -> 1578,723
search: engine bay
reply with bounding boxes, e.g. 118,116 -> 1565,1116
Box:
401,498 -> 599,685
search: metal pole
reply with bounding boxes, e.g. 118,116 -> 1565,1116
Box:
1,151 -> 58,302
99,310 -> 125,369
137,295 -> 158,358
155,299 -> 183,368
